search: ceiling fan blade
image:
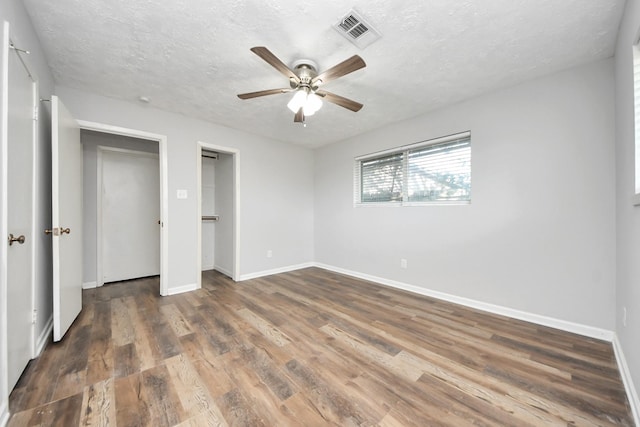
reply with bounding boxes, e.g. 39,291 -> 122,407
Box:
294,108 -> 305,123
250,46 -> 299,83
237,88 -> 293,99
316,90 -> 363,112
312,55 -> 366,86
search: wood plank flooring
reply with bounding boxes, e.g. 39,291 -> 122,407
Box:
8,267 -> 635,426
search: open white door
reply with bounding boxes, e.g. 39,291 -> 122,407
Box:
51,95 -> 82,342
3,24 -> 36,393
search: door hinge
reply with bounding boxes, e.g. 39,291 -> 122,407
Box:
32,309 -> 37,324
33,105 -> 38,121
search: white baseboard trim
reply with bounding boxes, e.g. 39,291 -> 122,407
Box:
82,281 -> 97,290
202,263 -> 215,271
0,400 -> 9,427
315,263 -> 614,342
165,282 -> 198,296
612,335 -> 640,426
238,262 -> 315,282
35,315 -> 53,357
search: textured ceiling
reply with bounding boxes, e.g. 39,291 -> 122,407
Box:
23,0 -> 625,147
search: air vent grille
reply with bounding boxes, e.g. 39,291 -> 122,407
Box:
339,15 -> 368,39
334,10 -> 381,49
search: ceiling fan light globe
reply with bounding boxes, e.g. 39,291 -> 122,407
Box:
287,90 -> 307,113
305,93 -> 323,115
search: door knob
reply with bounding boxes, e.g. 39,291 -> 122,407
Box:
44,228 -> 70,236
8,234 -> 25,246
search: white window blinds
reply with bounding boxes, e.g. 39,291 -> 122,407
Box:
355,131 -> 471,205
407,136 -> 471,202
360,153 -> 404,203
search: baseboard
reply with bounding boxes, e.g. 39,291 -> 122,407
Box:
82,281 -> 97,290
35,315 -> 53,357
314,263 -> 614,342
201,263 -> 215,271
0,400 -> 9,427
165,282 -> 198,296
612,335 -> 640,425
239,262 -> 315,281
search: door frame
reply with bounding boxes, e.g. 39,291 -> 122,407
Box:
78,121 -> 169,295
96,146 -> 160,287
196,142 -> 240,284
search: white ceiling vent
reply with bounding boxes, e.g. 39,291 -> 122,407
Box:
334,9 -> 381,49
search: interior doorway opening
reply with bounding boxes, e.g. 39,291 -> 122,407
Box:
78,121 -> 169,295
197,142 -> 239,286
82,134 -> 160,287
200,150 -> 217,272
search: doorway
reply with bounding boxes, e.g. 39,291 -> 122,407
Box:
78,121 -> 169,295
80,131 -> 160,287
197,142 -> 239,286
201,151 -> 217,272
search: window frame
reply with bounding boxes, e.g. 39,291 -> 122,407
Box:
354,131 -> 471,207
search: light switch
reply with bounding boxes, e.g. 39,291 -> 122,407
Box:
177,189 -> 188,199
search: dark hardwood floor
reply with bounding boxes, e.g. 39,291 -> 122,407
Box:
8,267 -> 635,426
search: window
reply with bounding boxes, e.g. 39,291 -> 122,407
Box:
355,131 -> 471,205
360,152 -> 404,203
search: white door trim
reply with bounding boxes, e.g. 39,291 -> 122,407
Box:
29,81 -> 37,358
196,142 -> 240,285
77,120 -> 169,295
96,146 -> 159,287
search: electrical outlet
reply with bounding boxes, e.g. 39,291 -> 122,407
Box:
400,259 -> 407,269
267,250 -> 273,258
623,307 -> 627,327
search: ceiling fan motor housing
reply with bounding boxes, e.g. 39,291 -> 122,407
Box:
291,59 -> 319,89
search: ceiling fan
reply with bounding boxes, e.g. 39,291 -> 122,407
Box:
237,46 -> 366,124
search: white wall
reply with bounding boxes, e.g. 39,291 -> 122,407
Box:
614,0 -> 640,411
315,58 -> 616,330
56,86 -> 315,291
81,130 -> 159,285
